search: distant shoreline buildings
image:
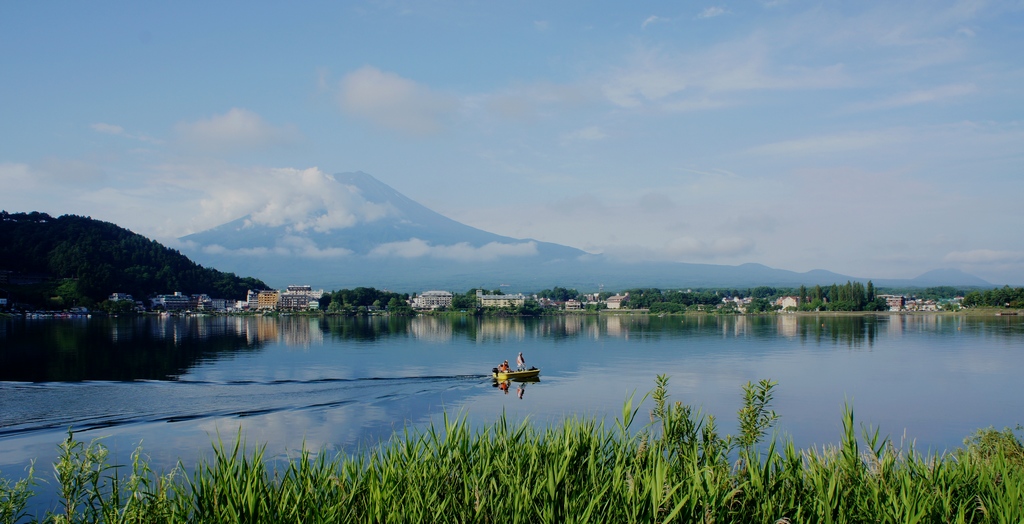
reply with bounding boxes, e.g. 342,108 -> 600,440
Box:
30,284 -> 967,316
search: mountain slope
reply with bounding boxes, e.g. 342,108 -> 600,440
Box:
182,172 -> 586,260
0,211 -> 267,306
177,172 -> 991,291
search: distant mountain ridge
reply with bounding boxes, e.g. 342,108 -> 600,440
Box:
182,172 -> 586,260
177,172 -> 993,291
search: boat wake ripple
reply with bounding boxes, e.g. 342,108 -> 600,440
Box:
0,374 -> 489,439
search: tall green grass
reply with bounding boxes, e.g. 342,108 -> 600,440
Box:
2,376 -> 1022,523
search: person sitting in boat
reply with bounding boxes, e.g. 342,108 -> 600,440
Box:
498,361 -> 509,373
516,352 -> 525,371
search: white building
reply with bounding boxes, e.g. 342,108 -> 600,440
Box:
878,294 -> 905,311
606,294 -> 628,309
477,289 -> 526,308
775,296 -> 799,310
278,285 -> 324,311
151,292 -> 191,311
412,290 -> 453,310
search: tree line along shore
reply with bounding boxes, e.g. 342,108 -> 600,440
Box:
3,212 -> 1022,315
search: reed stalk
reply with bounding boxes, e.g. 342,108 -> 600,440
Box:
1,378 -> 1021,523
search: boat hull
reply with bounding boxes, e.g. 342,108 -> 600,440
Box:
492,369 -> 540,381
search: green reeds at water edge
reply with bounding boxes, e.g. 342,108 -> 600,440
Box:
3,376 -> 1023,523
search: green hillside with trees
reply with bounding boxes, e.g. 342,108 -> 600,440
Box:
0,211 -> 267,309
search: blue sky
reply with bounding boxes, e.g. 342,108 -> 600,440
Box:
2,0 -> 1023,284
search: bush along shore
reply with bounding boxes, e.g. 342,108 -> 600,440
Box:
2,377 -> 1023,523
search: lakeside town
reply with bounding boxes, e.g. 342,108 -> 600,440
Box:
4,284 -> 981,318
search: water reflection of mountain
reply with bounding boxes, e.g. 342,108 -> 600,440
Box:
0,317 -> 267,382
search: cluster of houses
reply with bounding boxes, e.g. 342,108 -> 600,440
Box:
409,290 -> 630,311
117,286 -> 965,314
142,285 -> 325,313
769,294 -> 961,312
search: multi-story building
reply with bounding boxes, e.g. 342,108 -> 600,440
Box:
606,294 -> 628,309
192,294 -> 213,311
246,290 -> 260,309
412,290 -> 453,310
775,296 -> 799,310
564,299 -> 582,310
476,289 -> 526,308
278,285 -> 324,311
151,292 -> 192,311
879,294 -> 905,311
256,290 -> 281,311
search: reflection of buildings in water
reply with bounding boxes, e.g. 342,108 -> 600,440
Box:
195,317 -> 212,339
280,318 -> 323,348
256,317 -> 280,343
530,316 -> 581,339
602,314 -> 649,339
476,318 -> 526,342
910,314 -> 939,331
886,314 -> 904,337
888,313 -> 953,337
587,317 -> 601,340
598,315 -> 622,335
409,317 -> 454,343
242,317 -> 260,346
228,317 -> 253,345
563,317 -> 582,336
109,322 -> 126,343
727,315 -> 750,338
776,315 -> 798,338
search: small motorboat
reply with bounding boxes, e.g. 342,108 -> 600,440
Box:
492,367 -> 540,381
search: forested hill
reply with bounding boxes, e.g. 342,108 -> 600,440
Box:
0,211 -> 267,307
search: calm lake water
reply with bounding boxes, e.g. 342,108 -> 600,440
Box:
2,313 -> 1023,487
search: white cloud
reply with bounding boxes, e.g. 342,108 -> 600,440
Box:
697,7 -> 728,19
561,126 -> 607,143
91,123 -> 125,135
666,236 -> 754,257
145,165 -> 397,238
956,27 -> 976,38
91,122 -> 162,144
844,83 -> 977,112
0,163 -> 34,185
338,66 -> 457,135
200,244 -> 285,257
601,40 -> 849,111
642,15 -> 668,29
944,250 -> 1024,264
600,236 -> 755,262
175,108 -> 299,153
745,130 -> 903,157
278,235 -> 354,258
472,82 -> 592,123
369,238 -> 538,261
745,122 -> 1024,170
219,169 -> 393,232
